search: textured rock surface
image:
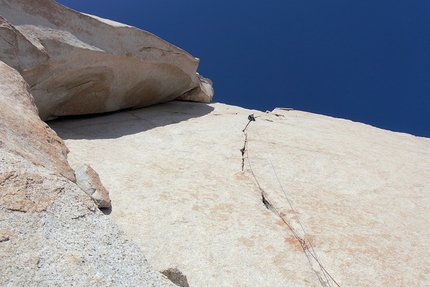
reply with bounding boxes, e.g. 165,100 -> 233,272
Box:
72,162 -> 111,208
0,60 -> 176,286
50,101 -> 430,286
0,60 -> 74,182
0,0 -> 213,120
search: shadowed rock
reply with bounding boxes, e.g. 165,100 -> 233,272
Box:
161,268 -> 190,287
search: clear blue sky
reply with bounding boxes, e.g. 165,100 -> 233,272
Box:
57,0 -> 430,137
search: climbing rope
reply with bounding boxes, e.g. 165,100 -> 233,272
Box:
241,114 -> 340,287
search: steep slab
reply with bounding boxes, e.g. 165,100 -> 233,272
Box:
0,0 -> 213,120
50,101 -> 430,286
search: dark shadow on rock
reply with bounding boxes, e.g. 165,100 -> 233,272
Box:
48,101 -> 214,140
100,206 -> 112,215
161,268 -> 190,287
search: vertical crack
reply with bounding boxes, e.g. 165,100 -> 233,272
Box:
240,113 -> 340,287
261,191 -> 277,215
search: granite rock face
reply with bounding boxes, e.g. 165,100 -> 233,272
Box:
0,60 -> 74,182
0,60 -> 175,286
50,101 -> 430,287
0,0 -> 213,120
2,1 -> 429,286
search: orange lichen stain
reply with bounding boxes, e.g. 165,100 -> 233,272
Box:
265,245 -> 275,252
179,197 -> 190,204
280,209 -> 296,216
234,172 -> 248,181
273,252 -> 288,265
210,203 -> 235,214
284,234 -> 317,251
303,279 -> 318,287
218,213 -> 229,221
207,253 -> 214,264
304,234 -> 316,247
238,236 -> 255,248
192,204 -> 201,212
275,218 -> 287,227
284,236 -> 303,252
304,280 -> 318,287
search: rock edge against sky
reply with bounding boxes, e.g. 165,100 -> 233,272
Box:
0,0 -> 213,120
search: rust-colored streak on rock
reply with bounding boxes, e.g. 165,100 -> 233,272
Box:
284,236 -> 304,252
238,236 -> 255,248
54,78 -> 110,116
0,171 -> 53,212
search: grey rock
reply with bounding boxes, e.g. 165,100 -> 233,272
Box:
72,162 -> 111,209
161,268 -> 190,287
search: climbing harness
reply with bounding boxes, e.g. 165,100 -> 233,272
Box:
241,114 -> 340,287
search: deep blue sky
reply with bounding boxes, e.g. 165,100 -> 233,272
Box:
57,0 -> 430,137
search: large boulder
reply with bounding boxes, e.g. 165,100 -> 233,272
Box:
0,60 -> 176,286
50,101 -> 430,286
0,0 -> 213,120
0,59 -> 74,181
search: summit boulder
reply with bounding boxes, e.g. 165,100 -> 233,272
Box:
0,0 -> 213,120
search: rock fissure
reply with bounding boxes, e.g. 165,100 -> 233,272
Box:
138,45 -> 199,61
61,79 -> 93,90
241,114 -> 341,287
71,213 -> 88,220
0,34 -> 16,49
261,191 -> 276,215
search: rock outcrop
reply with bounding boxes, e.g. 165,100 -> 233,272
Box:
72,162 -> 111,209
50,101 -> 430,286
2,1 -> 429,286
0,0 -> 213,121
0,60 -> 74,182
0,60 -> 175,286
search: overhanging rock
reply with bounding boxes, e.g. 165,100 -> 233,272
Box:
0,0 -> 214,120
0,60 -> 176,286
